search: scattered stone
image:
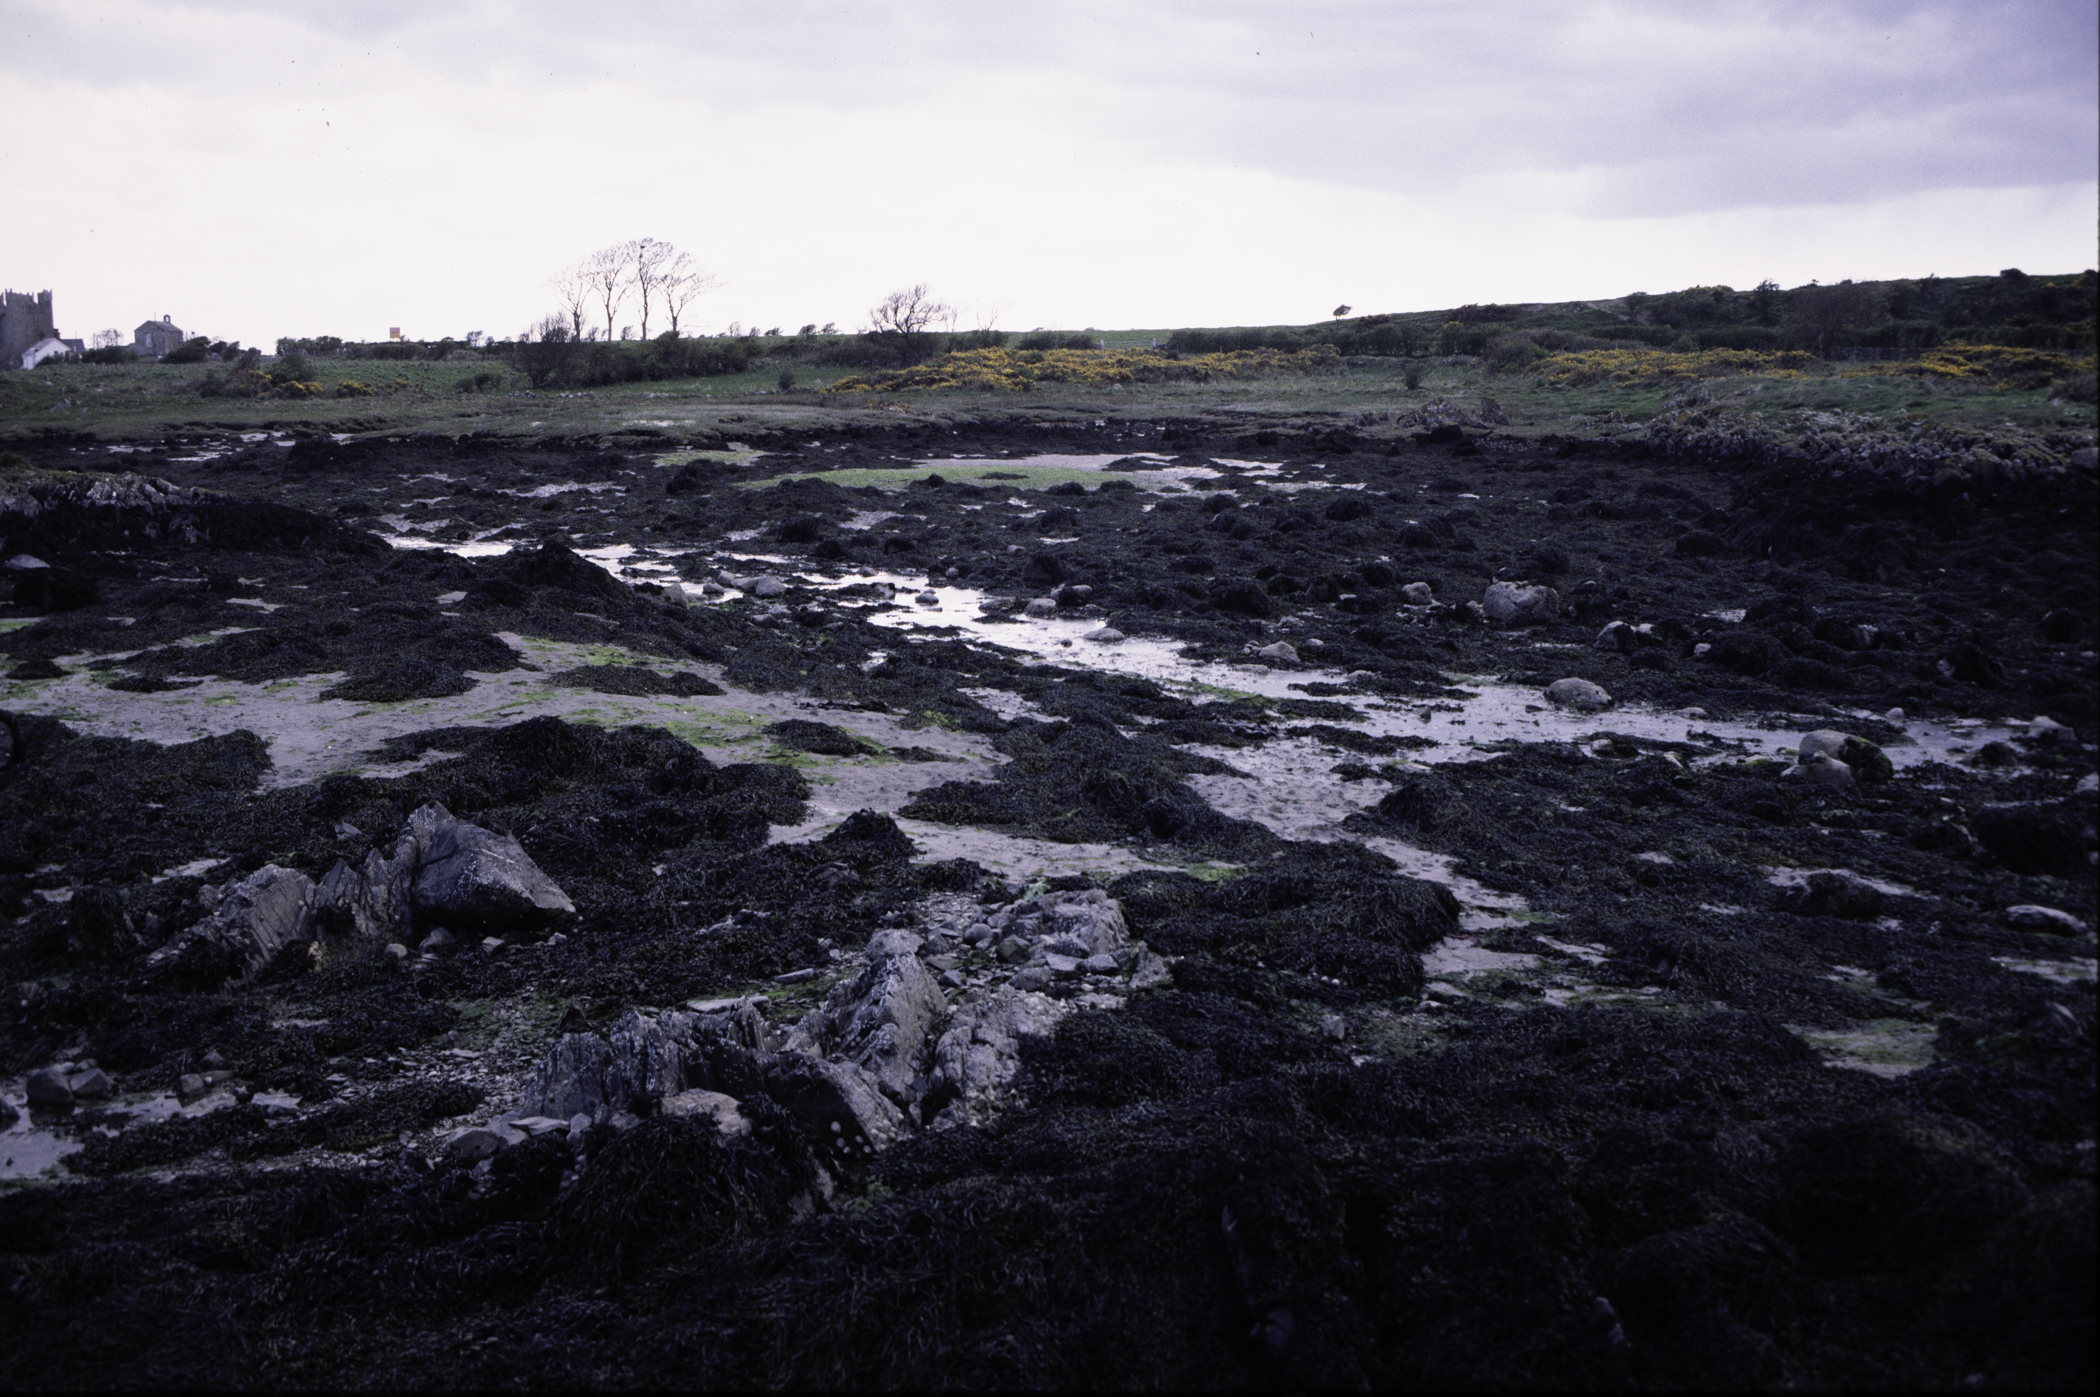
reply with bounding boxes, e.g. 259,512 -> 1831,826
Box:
1545,678 -> 1613,710
750,577 -> 787,598
1083,627 -> 1125,642
442,1126 -> 514,1163
521,1032 -> 618,1123
1255,641 -> 1299,663
67,1067 -> 114,1100
1788,871 -> 1883,920
193,864 -> 319,983
1482,581 -> 1561,626
512,1115 -> 573,1136
2025,715 -> 2071,745
2006,905 -> 2088,935
782,929 -> 947,1105
419,927 -> 458,956
1401,582 -> 1434,605
1799,730 -> 1892,784
1023,597 -> 1058,617
660,1089 -> 752,1136
1594,622 -> 1633,652
1783,752 -> 1855,792
26,1066 -> 75,1107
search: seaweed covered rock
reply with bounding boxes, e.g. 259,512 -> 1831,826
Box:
925,986 -> 1072,1129
784,930 -> 949,1105
182,864 -> 317,983
1483,581 -> 1561,626
404,802 -> 577,939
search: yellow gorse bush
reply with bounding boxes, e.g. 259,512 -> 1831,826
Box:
1841,345 -> 2092,392
1531,348 -> 1817,387
826,345 -> 1343,393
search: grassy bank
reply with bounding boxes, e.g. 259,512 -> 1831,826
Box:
5,348 -> 2091,451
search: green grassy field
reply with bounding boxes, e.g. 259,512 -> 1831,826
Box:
3,334 -> 2092,450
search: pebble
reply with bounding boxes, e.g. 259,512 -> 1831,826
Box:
1401,582 -> 1433,606
1023,598 -> 1058,617
1255,641 -> 1298,662
1083,627 -> 1125,642
750,577 -> 787,598
915,591 -> 939,606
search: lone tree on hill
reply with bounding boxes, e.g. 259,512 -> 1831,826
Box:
865,284 -> 954,365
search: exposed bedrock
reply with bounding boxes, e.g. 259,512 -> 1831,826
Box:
156,802 -> 574,984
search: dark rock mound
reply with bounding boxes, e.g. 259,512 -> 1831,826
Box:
767,719 -> 877,756
493,539 -> 632,606
321,659 -> 476,703
8,566 -> 98,611
820,809 -> 919,862
1970,804 -> 2089,877
1371,773 -> 1472,829
549,665 -> 725,697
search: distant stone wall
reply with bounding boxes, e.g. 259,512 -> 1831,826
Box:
0,289 -> 58,370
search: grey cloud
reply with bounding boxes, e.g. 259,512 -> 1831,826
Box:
8,0 -> 2091,215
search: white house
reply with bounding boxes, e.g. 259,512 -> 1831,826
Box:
20,337 -> 81,369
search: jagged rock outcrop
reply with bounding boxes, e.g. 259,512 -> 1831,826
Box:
516,888 -> 1172,1159
153,803 -> 572,985
924,986 -> 1072,1130
782,929 -> 948,1106
189,864 -> 317,981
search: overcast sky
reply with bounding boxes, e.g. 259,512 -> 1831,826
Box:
4,0 -> 2094,348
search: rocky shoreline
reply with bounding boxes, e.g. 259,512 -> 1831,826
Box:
1,418 -> 2093,1388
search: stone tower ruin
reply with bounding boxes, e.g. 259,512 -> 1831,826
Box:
0,289 -> 59,369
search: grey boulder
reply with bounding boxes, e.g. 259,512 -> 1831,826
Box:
1546,677 -> 1613,710
404,803 -> 575,939
521,1032 -> 618,1123
26,1065 -> 75,1106
1483,581 -> 1561,626
196,865 -> 318,983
